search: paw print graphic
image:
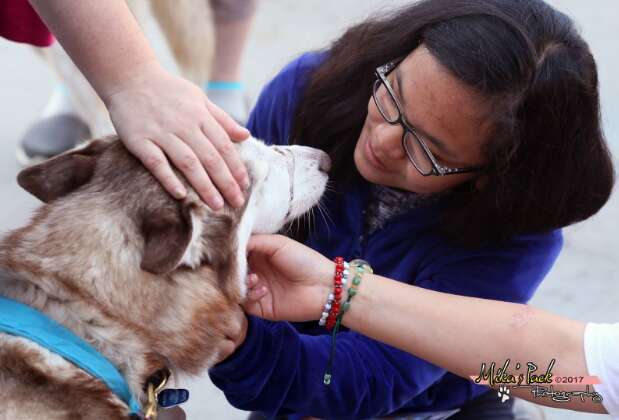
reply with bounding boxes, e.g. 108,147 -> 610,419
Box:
498,385 -> 511,403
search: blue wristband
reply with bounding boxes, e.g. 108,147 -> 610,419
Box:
204,81 -> 244,91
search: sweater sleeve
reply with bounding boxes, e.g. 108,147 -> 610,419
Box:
209,315 -> 447,419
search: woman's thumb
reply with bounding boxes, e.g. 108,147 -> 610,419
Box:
247,234 -> 288,256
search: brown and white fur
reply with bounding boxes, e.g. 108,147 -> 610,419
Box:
0,136 -> 330,419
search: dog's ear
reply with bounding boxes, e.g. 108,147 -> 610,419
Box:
140,203 -> 194,275
17,140 -> 107,203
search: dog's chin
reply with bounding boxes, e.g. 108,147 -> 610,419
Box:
286,183 -> 327,224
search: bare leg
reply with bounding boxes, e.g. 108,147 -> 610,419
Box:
210,13 -> 255,82
205,0 -> 258,123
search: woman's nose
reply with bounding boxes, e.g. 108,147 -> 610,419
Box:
376,124 -> 406,160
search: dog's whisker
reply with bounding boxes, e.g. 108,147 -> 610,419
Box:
317,200 -> 334,235
282,220 -> 293,236
312,207 -> 318,232
306,208 -> 312,231
324,180 -> 338,194
309,207 -> 317,233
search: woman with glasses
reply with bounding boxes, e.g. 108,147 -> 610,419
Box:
210,0 -> 614,419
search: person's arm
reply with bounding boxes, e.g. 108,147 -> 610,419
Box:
28,0 -> 250,210
346,275 -> 607,413
244,234 -> 609,414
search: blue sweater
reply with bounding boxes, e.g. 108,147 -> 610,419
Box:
209,52 -> 563,419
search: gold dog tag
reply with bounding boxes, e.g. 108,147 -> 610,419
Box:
143,372 -> 169,419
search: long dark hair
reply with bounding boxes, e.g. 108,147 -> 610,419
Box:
290,0 -> 614,246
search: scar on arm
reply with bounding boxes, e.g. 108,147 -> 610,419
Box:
508,304 -> 536,329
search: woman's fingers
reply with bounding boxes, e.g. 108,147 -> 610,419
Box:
205,97 -> 251,142
129,130 -> 247,210
243,272 -> 271,319
246,273 -> 260,292
123,138 -> 187,199
153,123 -> 247,208
246,273 -> 268,300
106,67 -> 252,208
195,118 -> 249,207
201,105 -> 249,188
247,285 -> 268,301
177,124 -> 245,208
247,273 -> 258,287
156,134 -> 225,210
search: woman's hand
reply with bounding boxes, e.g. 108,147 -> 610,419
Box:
243,234 -> 334,322
104,63 -> 251,210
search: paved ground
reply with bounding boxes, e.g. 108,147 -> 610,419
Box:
0,1 -> 617,419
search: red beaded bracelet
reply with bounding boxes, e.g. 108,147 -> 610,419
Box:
323,259 -> 372,385
325,257 -> 348,331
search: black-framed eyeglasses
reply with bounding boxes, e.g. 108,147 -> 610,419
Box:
373,58 -> 483,177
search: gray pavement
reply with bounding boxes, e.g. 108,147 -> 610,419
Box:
1,1 -> 617,419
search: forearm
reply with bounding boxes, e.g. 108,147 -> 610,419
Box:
342,274 -> 605,413
29,0 -> 160,102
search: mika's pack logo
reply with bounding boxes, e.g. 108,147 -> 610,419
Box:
474,358 -> 555,388
471,359 -> 604,404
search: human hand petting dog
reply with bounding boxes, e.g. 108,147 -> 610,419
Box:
28,0 -> 251,211
215,234 -> 333,363
105,63 -> 251,210
243,234 -> 335,322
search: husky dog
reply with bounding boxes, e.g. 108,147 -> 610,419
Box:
0,136 -> 330,418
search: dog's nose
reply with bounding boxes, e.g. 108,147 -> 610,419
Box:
319,153 -> 331,173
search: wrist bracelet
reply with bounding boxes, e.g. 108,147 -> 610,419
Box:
323,259 -> 372,385
320,257 -> 349,330
340,259 -> 372,316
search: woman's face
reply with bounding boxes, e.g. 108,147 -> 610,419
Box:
354,46 -> 493,194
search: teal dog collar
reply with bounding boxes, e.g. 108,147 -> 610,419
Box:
0,296 -> 141,415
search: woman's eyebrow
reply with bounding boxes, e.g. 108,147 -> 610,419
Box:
394,67 -> 457,159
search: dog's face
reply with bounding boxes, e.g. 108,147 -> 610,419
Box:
16,136 -> 329,275
11,136 -> 329,379
238,139 -> 331,233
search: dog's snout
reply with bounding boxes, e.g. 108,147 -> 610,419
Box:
318,153 -> 331,173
